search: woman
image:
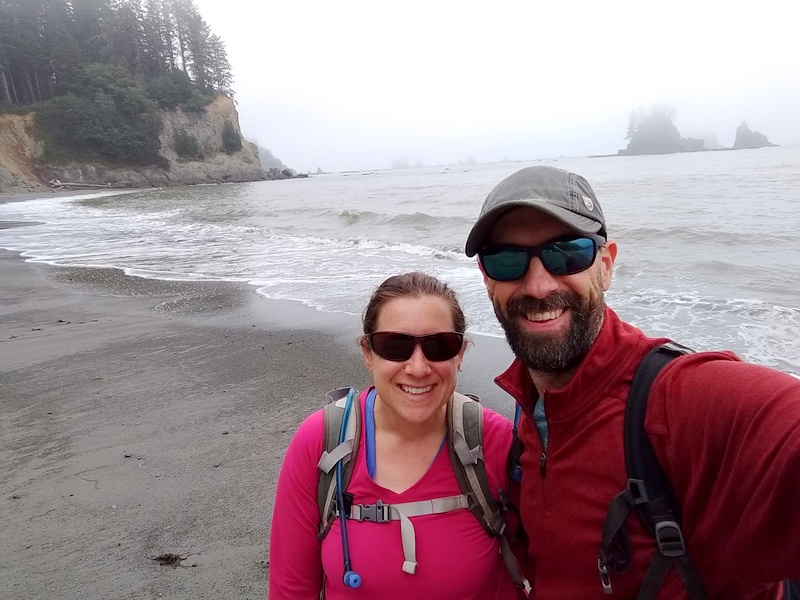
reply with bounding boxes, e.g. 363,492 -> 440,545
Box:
269,272 -> 521,599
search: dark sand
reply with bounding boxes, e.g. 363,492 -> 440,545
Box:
0,245 -> 516,599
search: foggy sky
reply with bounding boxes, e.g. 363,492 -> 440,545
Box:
194,0 -> 799,173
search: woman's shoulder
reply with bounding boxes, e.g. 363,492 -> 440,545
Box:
294,406 -> 325,436
471,401 -> 513,458
479,404 -> 514,435
289,387 -> 370,453
284,407 -> 325,465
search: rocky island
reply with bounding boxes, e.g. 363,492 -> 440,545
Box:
616,107 -> 777,156
732,121 -> 778,150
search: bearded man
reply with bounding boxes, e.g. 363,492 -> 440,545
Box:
465,166 -> 800,600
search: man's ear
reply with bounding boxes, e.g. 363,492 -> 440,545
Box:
600,239 -> 618,291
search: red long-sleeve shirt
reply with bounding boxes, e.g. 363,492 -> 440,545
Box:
497,307 -> 800,599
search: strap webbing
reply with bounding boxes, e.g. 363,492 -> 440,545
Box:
599,343 -> 710,600
317,440 -> 353,474
347,494 -> 471,575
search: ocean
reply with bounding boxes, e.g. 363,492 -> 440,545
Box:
2,147 -> 799,375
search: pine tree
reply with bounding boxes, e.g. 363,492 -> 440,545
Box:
625,110 -> 638,140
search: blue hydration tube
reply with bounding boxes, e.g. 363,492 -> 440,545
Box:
336,388 -> 362,589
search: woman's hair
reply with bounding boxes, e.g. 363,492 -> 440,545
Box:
362,272 -> 466,337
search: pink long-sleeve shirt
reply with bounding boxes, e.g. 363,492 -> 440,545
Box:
269,388 -> 520,599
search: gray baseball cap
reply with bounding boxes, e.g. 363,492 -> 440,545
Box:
465,165 -> 606,257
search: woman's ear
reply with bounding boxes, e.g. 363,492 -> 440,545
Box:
359,336 -> 373,371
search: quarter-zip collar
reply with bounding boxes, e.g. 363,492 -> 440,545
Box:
495,307 -> 666,422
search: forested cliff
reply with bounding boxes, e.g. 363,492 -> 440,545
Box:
0,0 -> 267,191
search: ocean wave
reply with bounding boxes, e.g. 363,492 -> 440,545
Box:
618,226 -> 800,246
610,288 -> 800,373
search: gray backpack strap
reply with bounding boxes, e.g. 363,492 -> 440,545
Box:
448,392 -> 530,593
448,393 -> 502,534
316,388 -> 360,541
348,494 -> 472,575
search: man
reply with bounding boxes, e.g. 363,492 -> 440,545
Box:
465,165 -> 800,599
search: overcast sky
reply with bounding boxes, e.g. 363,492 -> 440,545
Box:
194,0 -> 799,173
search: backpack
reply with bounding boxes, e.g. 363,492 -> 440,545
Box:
599,342 -> 800,599
316,387 -> 529,591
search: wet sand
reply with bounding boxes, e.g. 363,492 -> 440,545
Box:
0,248 -> 516,599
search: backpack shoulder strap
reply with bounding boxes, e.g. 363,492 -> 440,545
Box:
625,342 -> 691,529
599,342 -> 711,600
317,387 -> 360,541
448,392 -> 530,592
626,342 -> 711,599
447,392 -> 503,536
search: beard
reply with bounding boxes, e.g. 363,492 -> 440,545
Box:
494,280 -> 605,373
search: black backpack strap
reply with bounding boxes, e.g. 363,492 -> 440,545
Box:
599,342 -> 710,600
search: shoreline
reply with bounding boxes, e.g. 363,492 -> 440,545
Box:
0,188 -> 108,204
1,250 -> 370,599
0,250 -> 515,599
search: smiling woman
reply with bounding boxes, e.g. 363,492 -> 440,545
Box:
268,272 -> 525,599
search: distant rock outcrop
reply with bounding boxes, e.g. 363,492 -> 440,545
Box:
733,122 -> 777,149
698,133 -> 725,150
618,113 -> 705,156
0,94 -> 299,192
256,143 -> 289,172
611,106 -> 781,158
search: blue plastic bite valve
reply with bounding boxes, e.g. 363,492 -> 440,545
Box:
343,570 -> 362,588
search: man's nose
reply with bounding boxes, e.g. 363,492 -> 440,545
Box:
519,257 -> 560,299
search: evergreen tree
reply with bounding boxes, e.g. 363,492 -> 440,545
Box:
625,110 -> 638,140
221,119 -> 241,153
69,0 -> 108,62
1,0 -> 235,166
208,34 -> 232,94
0,0 -> 233,110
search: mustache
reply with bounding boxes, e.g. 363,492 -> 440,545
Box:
505,291 -> 582,316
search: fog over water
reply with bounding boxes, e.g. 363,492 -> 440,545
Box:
193,0 -> 800,172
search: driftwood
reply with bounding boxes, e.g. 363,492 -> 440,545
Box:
49,181 -> 120,190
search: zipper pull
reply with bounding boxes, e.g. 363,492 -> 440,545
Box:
540,450 -> 547,477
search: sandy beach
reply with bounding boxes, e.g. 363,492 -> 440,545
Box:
0,239 -> 516,598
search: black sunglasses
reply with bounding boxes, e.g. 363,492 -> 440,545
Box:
367,331 -> 464,362
479,234 -> 605,281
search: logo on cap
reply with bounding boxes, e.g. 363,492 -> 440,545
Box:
582,195 -> 594,212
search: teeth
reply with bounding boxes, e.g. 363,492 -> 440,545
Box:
527,308 -> 564,322
401,385 -> 432,394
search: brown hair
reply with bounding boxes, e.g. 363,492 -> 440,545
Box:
362,272 -> 466,340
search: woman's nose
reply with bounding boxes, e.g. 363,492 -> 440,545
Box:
404,344 -> 432,375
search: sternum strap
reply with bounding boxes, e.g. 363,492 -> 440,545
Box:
347,494 -> 470,574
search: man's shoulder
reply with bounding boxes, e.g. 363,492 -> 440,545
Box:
646,349 -> 800,430
661,348 -> 757,385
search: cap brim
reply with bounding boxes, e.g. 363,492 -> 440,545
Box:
465,200 -> 603,257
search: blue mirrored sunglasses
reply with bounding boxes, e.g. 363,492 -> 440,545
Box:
479,235 -> 605,281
